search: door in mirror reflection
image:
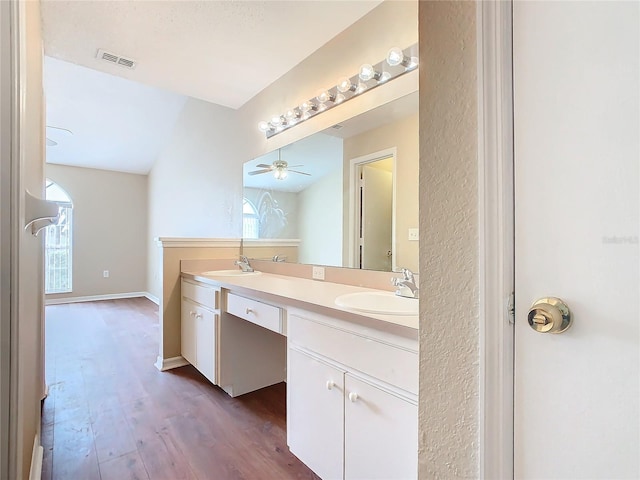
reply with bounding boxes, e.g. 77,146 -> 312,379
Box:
359,158 -> 393,271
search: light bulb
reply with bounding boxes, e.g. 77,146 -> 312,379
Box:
285,108 -> 299,121
318,103 -> 327,112
386,47 -> 407,67
355,82 -> 367,94
406,56 -> 419,70
258,121 -> 270,132
335,93 -> 345,104
300,101 -> 317,112
271,115 -> 283,126
379,71 -> 392,83
336,77 -> 354,93
359,63 -> 380,82
274,168 -> 288,180
316,90 -> 335,104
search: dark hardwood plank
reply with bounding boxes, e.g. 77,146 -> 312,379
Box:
43,298 -> 320,480
99,450 -> 150,480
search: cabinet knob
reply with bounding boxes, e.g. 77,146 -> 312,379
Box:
348,392 -> 358,403
189,310 -> 196,317
326,380 -> 335,390
245,307 -> 253,315
195,313 -> 202,319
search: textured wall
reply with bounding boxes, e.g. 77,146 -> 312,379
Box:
418,2 -> 479,478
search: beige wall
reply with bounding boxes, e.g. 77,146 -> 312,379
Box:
418,2 -> 479,478
237,0 -> 418,162
343,113 -> 419,272
14,1 -> 46,478
45,164 -> 148,300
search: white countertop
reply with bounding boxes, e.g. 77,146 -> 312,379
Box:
181,270 -> 419,339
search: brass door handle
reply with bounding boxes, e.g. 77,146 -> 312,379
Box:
527,297 -> 572,333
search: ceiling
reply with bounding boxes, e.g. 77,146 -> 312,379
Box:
44,56 -> 188,174
41,0 -> 383,109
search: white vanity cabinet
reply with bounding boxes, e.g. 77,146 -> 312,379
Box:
287,309 -> 418,480
180,278 -> 219,384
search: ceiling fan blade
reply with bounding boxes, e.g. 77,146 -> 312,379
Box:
255,164 -> 273,169
46,138 -> 58,146
248,169 -> 272,176
288,170 -> 311,176
287,165 -> 303,168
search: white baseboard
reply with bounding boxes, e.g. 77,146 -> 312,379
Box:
29,433 -> 43,480
45,291 -> 151,305
144,292 -> 160,305
155,355 -> 189,372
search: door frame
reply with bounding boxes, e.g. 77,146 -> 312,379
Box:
476,1 -> 515,478
347,147 -> 397,270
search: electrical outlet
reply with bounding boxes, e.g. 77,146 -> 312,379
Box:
103,270 -> 110,278
408,228 -> 419,241
312,266 -> 325,280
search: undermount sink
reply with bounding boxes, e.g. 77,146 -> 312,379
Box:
334,291 -> 418,316
200,270 -> 262,277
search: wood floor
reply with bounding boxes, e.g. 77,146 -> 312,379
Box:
42,298 -> 320,480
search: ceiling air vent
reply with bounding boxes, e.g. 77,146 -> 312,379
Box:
96,49 -> 136,69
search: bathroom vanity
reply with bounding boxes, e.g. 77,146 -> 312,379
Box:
180,269 -> 418,480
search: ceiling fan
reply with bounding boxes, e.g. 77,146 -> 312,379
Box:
46,125 -> 73,147
248,149 -> 310,180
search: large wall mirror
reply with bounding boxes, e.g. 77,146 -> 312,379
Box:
242,91 -> 418,272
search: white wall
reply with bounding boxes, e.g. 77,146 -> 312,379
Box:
297,168 -> 343,266
45,164 -> 148,299
418,2 -> 479,478
146,98 -> 244,299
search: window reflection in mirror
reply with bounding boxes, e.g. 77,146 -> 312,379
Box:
242,91 -> 418,272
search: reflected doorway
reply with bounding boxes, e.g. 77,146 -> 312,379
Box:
348,149 -> 395,271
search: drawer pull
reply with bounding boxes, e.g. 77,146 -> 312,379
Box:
245,307 -> 253,315
195,313 -> 203,319
189,310 -> 196,317
326,380 -> 335,391
348,392 -> 359,403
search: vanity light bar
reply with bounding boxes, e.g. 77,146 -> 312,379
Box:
258,44 -> 419,139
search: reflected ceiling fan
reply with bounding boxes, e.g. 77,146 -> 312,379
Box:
46,125 -> 73,147
248,149 -> 310,180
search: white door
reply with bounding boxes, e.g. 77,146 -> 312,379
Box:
513,2 -> 639,478
361,164 -> 392,271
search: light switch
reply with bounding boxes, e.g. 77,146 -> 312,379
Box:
408,228 -> 419,241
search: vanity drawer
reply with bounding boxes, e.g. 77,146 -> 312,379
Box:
182,279 -> 219,309
288,313 -> 418,395
226,293 -> 282,334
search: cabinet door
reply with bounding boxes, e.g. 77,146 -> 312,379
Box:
344,374 -> 417,480
288,348 -> 344,480
196,310 -> 216,384
181,298 -> 197,366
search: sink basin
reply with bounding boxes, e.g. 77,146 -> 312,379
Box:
200,270 -> 262,277
335,291 -> 418,316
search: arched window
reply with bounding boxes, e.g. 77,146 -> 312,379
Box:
45,180 -> 73,294
243,198 -> 259,239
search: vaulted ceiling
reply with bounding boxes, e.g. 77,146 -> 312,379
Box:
41,1 -> 383,173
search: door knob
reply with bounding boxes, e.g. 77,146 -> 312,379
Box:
527,297 -> 572,333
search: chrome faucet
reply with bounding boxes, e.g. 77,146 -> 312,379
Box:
234,255 -> 254,272
391,268 -> 419,298
272,254 -> 287,262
